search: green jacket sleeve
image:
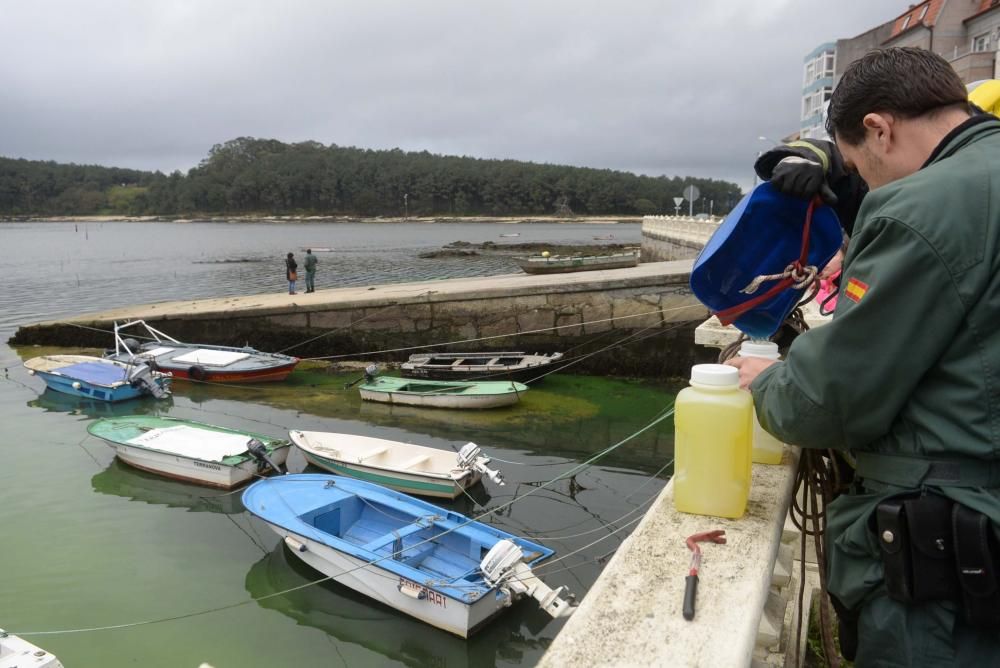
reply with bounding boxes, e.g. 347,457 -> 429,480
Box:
750,215 -> 966,450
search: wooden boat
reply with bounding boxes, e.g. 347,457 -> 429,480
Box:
290,431 -> 504,499
242,473 -> 575,637
107,320 -> 299,383
514,250 -> 639,274
23,354 -> 171,402
358,375 -> 527,409
87,416 -> 291,489
400,351 -> 564,383
0,631 -> 64,668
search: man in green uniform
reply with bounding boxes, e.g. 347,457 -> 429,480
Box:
304,248 -> 318,293
730,48 -> 1000,666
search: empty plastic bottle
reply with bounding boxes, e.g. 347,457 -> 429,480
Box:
739,340 -> 785,465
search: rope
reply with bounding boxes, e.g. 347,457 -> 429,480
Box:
715,196 -> 822,326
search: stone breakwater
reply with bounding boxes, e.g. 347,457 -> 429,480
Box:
10,261 -> 713,378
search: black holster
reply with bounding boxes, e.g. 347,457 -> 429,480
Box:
875,492 -> 1000,628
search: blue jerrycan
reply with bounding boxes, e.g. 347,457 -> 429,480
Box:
690,182 -> 842,339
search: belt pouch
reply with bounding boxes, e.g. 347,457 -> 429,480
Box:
952,504 -> 1000,628
903,493 -> 958,601
876,499 -> 913,603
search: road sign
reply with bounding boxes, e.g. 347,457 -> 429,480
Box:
683,185 -> 700,216
673,197 -> 684,207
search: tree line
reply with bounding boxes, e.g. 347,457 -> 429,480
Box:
0,137 -> 742,217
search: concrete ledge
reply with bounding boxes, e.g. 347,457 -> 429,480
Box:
540,448 -> 799,668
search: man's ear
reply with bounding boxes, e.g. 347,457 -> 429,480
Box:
862,112 -> 893,150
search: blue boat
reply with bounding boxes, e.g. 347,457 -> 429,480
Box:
23,354 -> 171,402
242,473 -> 575,637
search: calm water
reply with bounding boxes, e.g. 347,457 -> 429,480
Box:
0,221 -> 675,668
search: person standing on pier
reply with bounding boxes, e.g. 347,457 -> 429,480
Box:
730,47 -> 1000,666
285,252 -> 298,295
304,248 -> 318,293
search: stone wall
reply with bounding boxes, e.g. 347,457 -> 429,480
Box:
641,215 -> 721,262
11,262 -> 716,378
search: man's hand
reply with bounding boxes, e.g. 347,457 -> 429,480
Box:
725,356 -> 779,390
770,157 -> 839,205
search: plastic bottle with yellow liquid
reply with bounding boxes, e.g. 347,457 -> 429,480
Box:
673,364 -> 752,518
739,340 -> 785,465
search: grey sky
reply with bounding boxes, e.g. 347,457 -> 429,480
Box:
0,1 -> 906,189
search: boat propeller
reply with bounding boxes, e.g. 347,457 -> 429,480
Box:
246,438 -> 284,475
456,442 -> 505,485
480,539 -> 576,619
344,363 -> 380,389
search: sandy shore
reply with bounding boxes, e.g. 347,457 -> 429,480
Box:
1,214 -> 642,224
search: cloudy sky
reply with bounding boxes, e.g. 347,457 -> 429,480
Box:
1,1 -> 906,189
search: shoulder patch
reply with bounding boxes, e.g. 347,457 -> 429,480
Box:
844,277 -> 868,303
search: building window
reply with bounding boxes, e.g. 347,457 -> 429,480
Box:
901,15 -> 911,31
972,32 -> 991,52
804,62 -> 815,85
919,5 -> 928,21
824,53 -> 835,76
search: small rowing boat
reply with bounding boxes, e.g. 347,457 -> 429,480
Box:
358,375 -> 527,409
23,354 -> 170,402
0,631 -> 64,668
107,320 -> 299,383
87,416 -> 291,489
400,351 -> 564,383
242,473 -> 575,637
514,250 -> 639,274
290,431 -> 504,498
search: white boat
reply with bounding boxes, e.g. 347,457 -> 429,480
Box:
0,631 -> 64,668
290,431 -> 504,499
358,375 -> 527,410
87,416 -> 291,489
514,250 -> 639,274
242,474 -> 576,638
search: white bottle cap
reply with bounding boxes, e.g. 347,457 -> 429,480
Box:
690,364 -> 739,387
739,340 -> 780,360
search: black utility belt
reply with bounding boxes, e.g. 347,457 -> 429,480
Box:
876,492 -> 1000,627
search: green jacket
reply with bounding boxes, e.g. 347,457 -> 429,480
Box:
304,253 -> 318,272
751,117 -> 1000,611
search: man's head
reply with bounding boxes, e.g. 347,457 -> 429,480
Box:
826,47 -> 971,189
307,248 -> 312,254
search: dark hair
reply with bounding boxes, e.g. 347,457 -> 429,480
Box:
287,252 -> 294,258
307,248 -> 312,253
826,47 -> 968,145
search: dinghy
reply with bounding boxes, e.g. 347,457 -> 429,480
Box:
290,431 -> 504,499
514,250 -> 638,274
400,351 -> 564,383
358,375 -> 527,409
88,416 -> 291,489
23,354 -> 170,402
242,473 -> 575,637
0,630 -> 64,668
107,320 -> 299,383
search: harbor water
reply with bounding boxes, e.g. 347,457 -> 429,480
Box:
0,221 -> 678,668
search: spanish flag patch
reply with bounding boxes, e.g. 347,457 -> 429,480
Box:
845,277 -> 869,303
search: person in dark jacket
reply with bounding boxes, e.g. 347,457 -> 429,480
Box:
303,249 -> 318,293
731,47 -> 1000,666
285,252 -> 298,295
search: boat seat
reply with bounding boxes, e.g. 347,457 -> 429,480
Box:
397,455 -> 430,471
361,521 -> 428,553
356,447 -> 389,463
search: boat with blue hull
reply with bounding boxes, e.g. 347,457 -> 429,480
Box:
23,354 -> 170,402
242,473 -> 575,637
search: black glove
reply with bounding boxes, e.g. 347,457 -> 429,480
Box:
769,157 -> 838,205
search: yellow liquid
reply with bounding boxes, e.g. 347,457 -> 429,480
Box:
752,410 -> 784,464
673,383 -> 753,518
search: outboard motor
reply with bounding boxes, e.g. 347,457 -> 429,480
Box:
456,442 -> 505,485
364,363 -> 380,384
246,438 -> 284,475
480,539 -> 576,618
127,364 -> 170,399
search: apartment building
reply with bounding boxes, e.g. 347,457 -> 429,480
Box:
798,0 -> 1000,140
